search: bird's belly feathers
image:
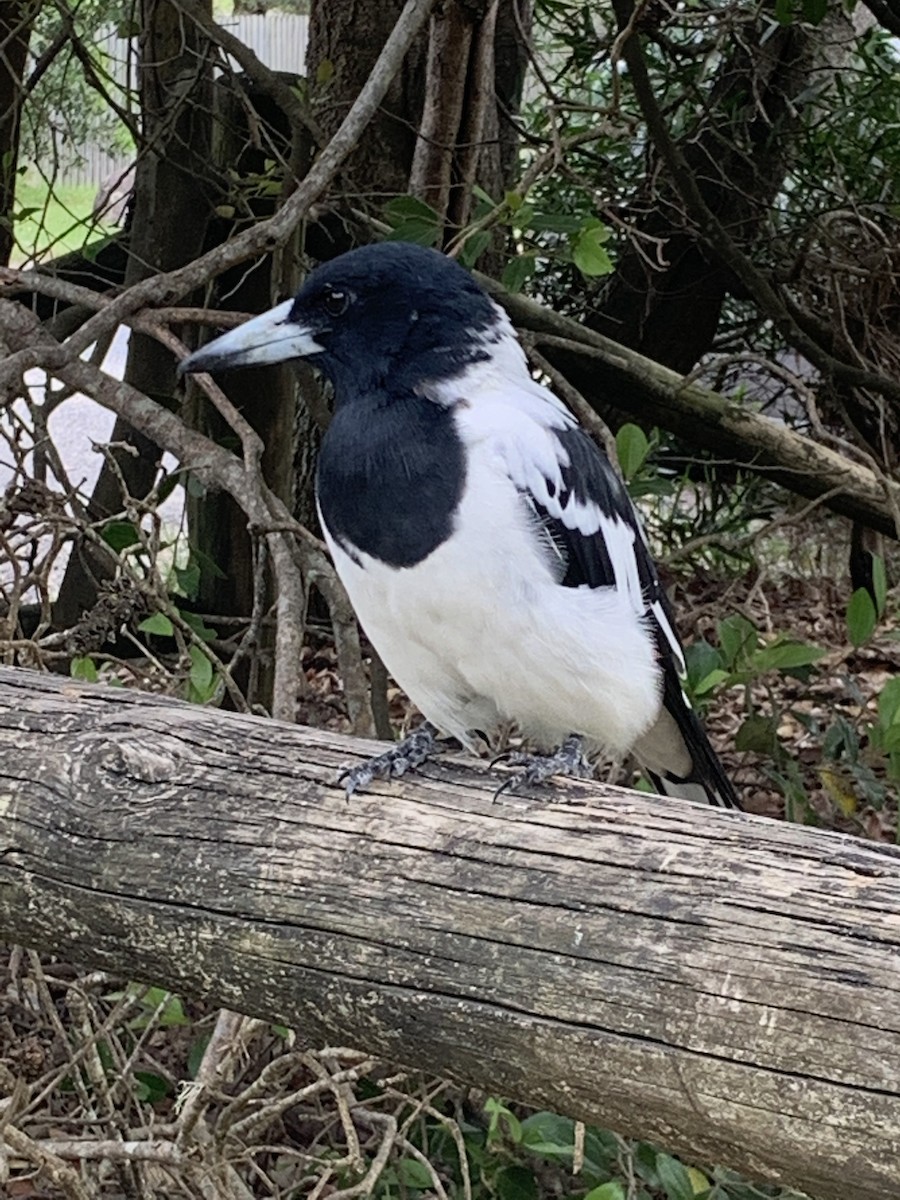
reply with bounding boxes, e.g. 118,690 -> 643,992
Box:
322,451 -> 662,754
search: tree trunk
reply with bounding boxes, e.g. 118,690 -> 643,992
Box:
306,0 -> 428,208
1,666 -> 899,1200
591,12 -> 811,373
0,1 -> 36,267
409,0 -> 530,269
593,4 -> 867,376
53,0 -> 215,631
184,76 -> 301,655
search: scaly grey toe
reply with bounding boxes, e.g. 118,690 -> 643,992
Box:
494,734 -> 592,797
339,723 -> 439,797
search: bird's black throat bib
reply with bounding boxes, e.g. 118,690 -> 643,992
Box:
316,392 -> 466,569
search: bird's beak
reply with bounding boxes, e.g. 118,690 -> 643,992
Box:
178,300 -> 324,376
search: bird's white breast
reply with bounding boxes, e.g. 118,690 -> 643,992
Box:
321,395 -> 662,755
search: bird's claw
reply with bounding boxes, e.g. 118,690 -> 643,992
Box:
492,734 -> 592,799
339,724 -> 438,797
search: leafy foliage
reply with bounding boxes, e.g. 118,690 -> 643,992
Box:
20,0 -> 135,176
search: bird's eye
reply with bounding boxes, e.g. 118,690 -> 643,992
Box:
322,287 -> 351,318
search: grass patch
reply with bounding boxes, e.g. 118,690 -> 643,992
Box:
12,176 -> 116,264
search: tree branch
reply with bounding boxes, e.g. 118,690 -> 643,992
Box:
483,277 -> 900,538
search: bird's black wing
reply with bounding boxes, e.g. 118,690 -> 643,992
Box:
520,424 -> 739,809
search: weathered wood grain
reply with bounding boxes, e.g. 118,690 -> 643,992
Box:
0,665 -> 898,1198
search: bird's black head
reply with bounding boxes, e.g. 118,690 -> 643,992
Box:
179,242 -> 500,399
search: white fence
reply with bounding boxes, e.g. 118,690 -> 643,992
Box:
56,14 -> 309,190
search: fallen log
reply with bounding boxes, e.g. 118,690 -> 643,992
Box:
0,666 -> 898,1200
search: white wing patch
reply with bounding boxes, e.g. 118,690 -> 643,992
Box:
596,513 -> 643,614
446,310 -> 654,619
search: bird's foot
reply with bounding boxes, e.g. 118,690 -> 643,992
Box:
492,734 -> 592,798
339,722 -> 439,797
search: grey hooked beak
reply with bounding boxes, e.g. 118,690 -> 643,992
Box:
178,300 -> 324,376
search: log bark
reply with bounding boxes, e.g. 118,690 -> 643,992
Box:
0,666 -> 899,1200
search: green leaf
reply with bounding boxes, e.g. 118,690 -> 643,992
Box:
138,612 -> 174,638
395,1156 -> 434,1189
157,993 -> 188,1026
734,714 -> 780,756
520,1111 -> 574,1159
174,562 -> 201,600
572,223 -> 614,276
582,1127 -> 619,1178
511,203 -> 533,227
584,1183 -> 626,1200
686,1166 -> 711,1195
877,678 -> 900,728
847,587 -> 877,647
155,472 -> 183,506
385,195 -> 440,221
70,656 -> 98,683
101,520 -> 140,552
384,197 -> 441,245
684,639 -> 724,687
485,1097 -> 522,1144
182,611 -> 217,642
495,1164 -> 538,1200
127,987 -> 189,1030
656,1154 -> 697,1200
458,229 -> 491,267
502,254 -> 535,293
189,646 -> 215,702
315,57 -> 334,85
750,640 -> 825,672
133,1071 -> 170,1104
716,613 -> 757,669
616,423 -> 649,481
801,0 -> 828,23
385,218 -> 441,247
693,668 -> 730,696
